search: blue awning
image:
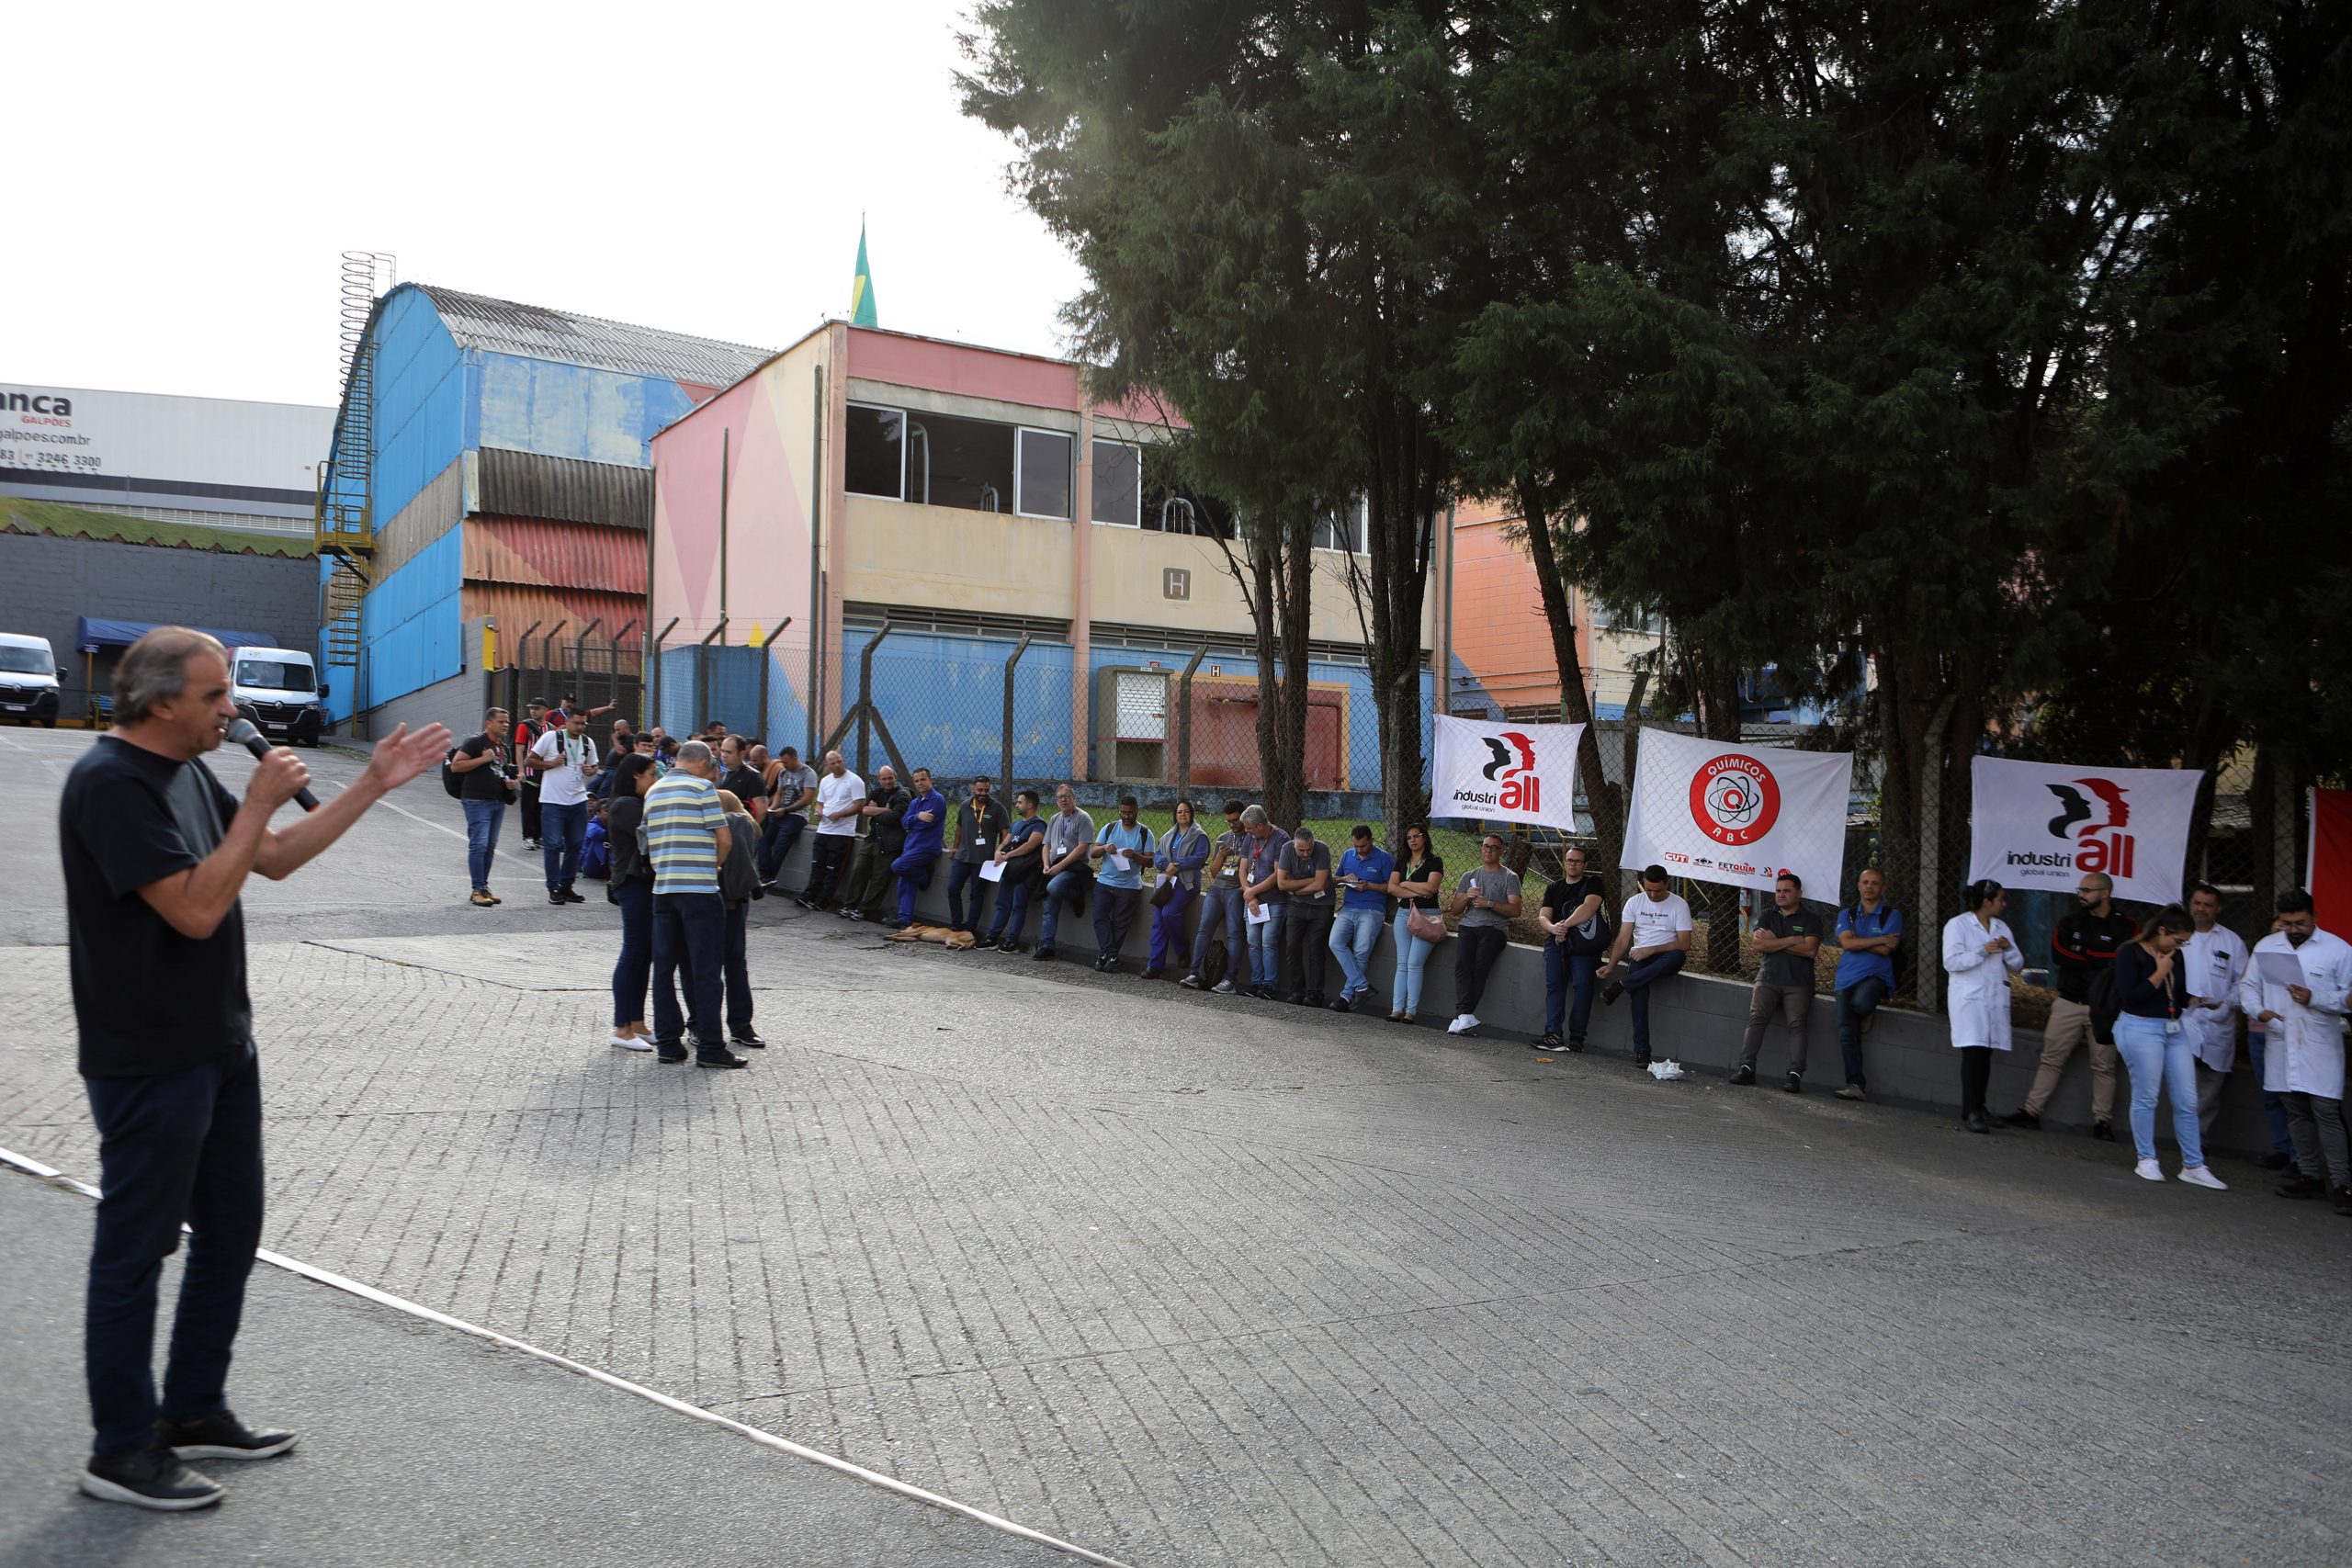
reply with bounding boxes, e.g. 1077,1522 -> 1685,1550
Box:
74,617 -> 281,655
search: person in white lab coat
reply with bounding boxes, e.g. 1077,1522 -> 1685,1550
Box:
2236,887 -> 2352,1213
2179,882 -> 2250,1138
1943,879 -> 2025,1134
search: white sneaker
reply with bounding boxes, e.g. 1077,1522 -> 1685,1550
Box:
2178,1166 -> 2228,1190
610,1032 -> 653,1052
1447,1013 -> 1480,1034
2134,1158 -> 2165,1182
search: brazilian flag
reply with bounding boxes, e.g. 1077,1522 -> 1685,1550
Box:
850,222 -> 878,328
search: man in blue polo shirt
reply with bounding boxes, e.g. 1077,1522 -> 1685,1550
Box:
1088,795 -> 1156,973
643,741 -> 748,1068
889,766 -> 950,929
1832,867 -> 1903,1100
1327,825 -> 1394,1012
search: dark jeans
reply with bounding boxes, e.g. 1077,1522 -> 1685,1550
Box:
519,778 -> 541,842
540,799 -> 586,891
84,1049 -> 264,1456
723,897 -> 753,1036
651,890 -> 726,1055
1093,886 -> 1142,961
1454,924 -> 1508,1015
1040,868 -> 1091,946
844,839 -> 898,917
986,874 -> 1037,943
461,797 -> 504,891
611,877 -> 652,1027
2248,1032 -> 2297,1156
892,847 -> 939,925
755,812 -> 803,883
1148,882 -> 1195,971
1283,904 -> 1334,999
1544,943 -> 1600,1038
946,858 -> 992,933
806,833 -> 855,906
1836,977 -> 1888,1088
1621,950 -> 1686,1052
1960,1044 -> 1994,1117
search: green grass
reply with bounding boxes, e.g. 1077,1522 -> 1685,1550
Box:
2,497 -> 312,558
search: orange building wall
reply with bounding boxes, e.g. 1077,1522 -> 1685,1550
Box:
1449,497 -> 1589,719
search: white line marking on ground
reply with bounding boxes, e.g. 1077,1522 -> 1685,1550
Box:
0,1144 -> 1134,1568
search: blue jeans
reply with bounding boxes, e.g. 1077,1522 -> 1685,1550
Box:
1191,886 -> 1247,981
1247,902 -> 1285,987
723,897 -> 753,1036
755,812 -> 803,882
83,1049 -> 264,1456
611,877 -> 652,1027
1040,868 -> 1089,947
1148,882 -> 1194,971
946,858 -> 991,932
1390,908 -> 1436,1013
1093,886 -> 1142,960
1329,907 -> 1384,998
1620,950 -> 1686,1052
893,847 -> 938,925
462,797 -> 504,891
651,890 -> 726,1055
987,874 -> 1037,943
2248,1031 -> 2296,1156
1836,977 -> 1889,1088
540,799 -> 586,891
1544,943 -> 1600,1039
2115,1013 -> 2204,1167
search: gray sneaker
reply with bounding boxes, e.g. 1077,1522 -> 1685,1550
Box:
1211,978 -> 1236,994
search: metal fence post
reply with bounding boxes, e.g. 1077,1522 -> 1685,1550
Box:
571,618 -> 601,719
609,619 -> 638,732
695,619 -> 728,739
650,617 -> 678,736
1174,639 -> 1209,800
1000,632 -> 1033,794
509,620 -> 540,725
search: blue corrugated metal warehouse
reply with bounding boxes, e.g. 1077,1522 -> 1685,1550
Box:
315,285 -> 769,735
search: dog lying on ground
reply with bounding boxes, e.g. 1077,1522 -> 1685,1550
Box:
882,923 -> 976,950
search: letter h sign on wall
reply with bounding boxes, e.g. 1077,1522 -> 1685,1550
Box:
1162,568 -> 1191,601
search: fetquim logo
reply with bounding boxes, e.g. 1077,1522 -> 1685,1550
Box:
1478,730 -> 1543,814
1689,753 -> 1781,846
2043,777 -> 2136,878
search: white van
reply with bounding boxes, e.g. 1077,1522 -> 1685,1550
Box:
0,632 -> 63,727
226,646 -> 326,746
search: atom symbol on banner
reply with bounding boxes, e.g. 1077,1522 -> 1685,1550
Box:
1706,773 -> 1763,827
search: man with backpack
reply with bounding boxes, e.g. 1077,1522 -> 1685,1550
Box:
447,705 -> 514,908
513,699 -> 549,847
2005,871 -> 2139,1138
1833,868 -> 1904,1100
1537,845 -> 1611,1051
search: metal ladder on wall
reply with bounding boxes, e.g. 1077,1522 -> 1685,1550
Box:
315,253 -> 390,720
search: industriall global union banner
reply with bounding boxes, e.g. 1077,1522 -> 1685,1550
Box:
1621,728 -> 1854,897
1430,713 -> 1587,830
1968,756 -> 2203,905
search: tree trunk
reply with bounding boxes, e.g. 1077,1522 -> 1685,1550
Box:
1365,394 -> 1438,855
1689,649 -> 1746,975
1518,481 -> 1623,903
1246,530 -> 1313,833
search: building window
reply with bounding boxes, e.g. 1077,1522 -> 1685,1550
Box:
845,404 -> 906,500
1091,438 -> 1141,526
1312,497 -> 1369,555
1137,444 -> 1237,539
1016,428 -> 1074,519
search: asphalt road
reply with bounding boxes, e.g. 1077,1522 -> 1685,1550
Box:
4,723 -> 2349,1567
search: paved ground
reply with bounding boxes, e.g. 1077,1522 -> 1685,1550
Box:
4,724 -> 2350,1566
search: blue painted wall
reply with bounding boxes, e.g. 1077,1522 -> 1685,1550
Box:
476,354 -> 701,468
369,288 -> 471,529
847,629 -> 1078,784
356,530 -> 464,713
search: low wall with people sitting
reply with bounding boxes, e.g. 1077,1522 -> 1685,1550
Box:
768,839 -> 2284,1159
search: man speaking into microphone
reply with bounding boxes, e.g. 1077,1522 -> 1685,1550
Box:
57,627 -> 448,1509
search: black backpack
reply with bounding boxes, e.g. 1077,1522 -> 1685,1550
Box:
441,746 -> 465,799
1197,935 -> 1230,991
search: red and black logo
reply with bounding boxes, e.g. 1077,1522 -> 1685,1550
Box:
1480,730 -> 1543,814
2046,778 -> 2135,878
1690,753 -> 1781,846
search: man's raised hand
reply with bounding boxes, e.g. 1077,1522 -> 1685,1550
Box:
364,722 -> 455,792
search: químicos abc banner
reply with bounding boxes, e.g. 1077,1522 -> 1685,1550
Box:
1430,714 -> 1586,829
1967,757 -> 2201,906
1620,728 -> 1855,897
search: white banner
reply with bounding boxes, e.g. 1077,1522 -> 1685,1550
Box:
1430,713 -> 1586,829
1621,728 -> 1854,897
1968,757 -> 2202,905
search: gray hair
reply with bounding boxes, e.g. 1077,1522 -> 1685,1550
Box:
676,739 -> 715,766
115,627 -> 226,725
1240,805 -> 1267,828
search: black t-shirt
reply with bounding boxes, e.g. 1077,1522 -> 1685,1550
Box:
1544,874 -> 1607,944
456,733 -> 511,803
720,764 -> 763,808
1399,855 -> 1446,911
1754,904 -> 1823,987
2052,908 -> 2142,1003
61,737 -> 254,1077
868,785 -> 912,854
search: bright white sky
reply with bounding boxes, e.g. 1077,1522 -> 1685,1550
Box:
11,1 -> 1087,409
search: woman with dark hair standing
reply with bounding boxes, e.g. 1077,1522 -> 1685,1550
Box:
1145,799 -> 1210,980
1942,879 -> 2024,1133
2114,904 -> 2228,1188
1384,825 -> 1445,1023
604,753 -> 660,1051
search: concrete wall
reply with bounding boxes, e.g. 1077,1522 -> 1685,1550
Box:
0,531 -> 318,716
361,664 -> 490,744
762,836 -> 2282,1158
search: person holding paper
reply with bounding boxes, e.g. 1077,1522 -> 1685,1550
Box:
977,789 -> 1047,953
944,774 -> 1009,939
1085,795 -> 1155,972
1447,834 -> 1522,1034
1181,801 -> 1251,993
1238,806 -> 1289,998
1146,799 -> 1211,980
2238,887 -> 2352,1212
1943,878 -> 2025,1134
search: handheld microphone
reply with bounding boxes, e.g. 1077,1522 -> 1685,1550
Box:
224,719 -> 321,812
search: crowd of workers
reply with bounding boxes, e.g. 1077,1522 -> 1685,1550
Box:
448,705 -> 2352,1212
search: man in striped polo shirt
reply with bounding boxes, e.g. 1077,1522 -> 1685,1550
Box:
643,740 -> 749,1068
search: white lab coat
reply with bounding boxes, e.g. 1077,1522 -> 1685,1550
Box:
2180,924 -> 2249,1072
2235,928 -> 2351,1100
1943,912 -> 2026,1051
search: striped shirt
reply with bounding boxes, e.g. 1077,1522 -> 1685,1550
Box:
644,773 -> 724,894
